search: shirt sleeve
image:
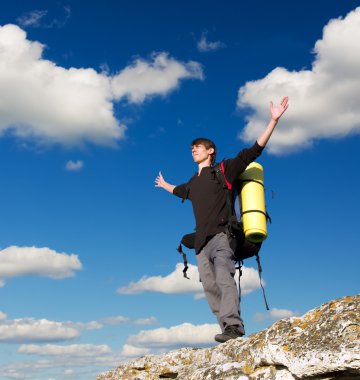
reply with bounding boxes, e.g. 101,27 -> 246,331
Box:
173,183 -> 188,200
223,141 -> 264,184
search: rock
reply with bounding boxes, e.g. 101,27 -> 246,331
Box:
97,294 -> 360,379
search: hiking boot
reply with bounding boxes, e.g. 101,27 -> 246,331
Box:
214,325 -> 244,343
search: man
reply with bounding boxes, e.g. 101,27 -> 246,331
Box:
155,96 -> 289,343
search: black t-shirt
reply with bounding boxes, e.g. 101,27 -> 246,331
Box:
173,142 -> 264,253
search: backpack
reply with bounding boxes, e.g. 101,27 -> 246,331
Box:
177,161 -> 270,309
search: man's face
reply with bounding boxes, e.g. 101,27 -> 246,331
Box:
191,144 -> 214,164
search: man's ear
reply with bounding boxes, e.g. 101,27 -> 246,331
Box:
208,147 -> 215,155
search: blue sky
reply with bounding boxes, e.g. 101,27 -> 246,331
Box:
0,0 -> 359,379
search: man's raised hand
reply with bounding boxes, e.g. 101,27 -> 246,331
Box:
154,171 -> 175,194
155,171 -> 165,188
270,96 -> 289,122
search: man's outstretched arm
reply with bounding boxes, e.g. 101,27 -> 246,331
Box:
155,171 -> 176,194
257,96 -> 289,147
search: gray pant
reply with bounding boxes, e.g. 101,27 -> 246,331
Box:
196,232 -> 245,333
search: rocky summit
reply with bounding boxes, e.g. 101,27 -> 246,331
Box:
97,294 -> 360,379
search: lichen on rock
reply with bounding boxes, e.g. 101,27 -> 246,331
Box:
97,294 -> 360,380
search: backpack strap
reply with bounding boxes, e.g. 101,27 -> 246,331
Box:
219,162 -> 232,189
235,256 -> 269,311
177,244 -> 190,279
255,254 -> 270,310
214,162 -> 235,223
240,177 -> 272,224
236,260 -> 243,301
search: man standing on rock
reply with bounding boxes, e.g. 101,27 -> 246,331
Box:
155,96 -> 289,343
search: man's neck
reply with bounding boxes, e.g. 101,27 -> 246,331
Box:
198,161 -> 211,175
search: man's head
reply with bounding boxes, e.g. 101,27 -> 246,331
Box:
191,137 -> 217,166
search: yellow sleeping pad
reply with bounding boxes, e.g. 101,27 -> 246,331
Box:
239,162 -> 267,243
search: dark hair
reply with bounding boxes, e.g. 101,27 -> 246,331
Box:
191,137 -> 217,165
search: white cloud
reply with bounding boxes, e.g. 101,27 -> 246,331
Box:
0,24 -> 121,147
102,316 -> 130,326
17,10 -> 48,28
0,24 -> 203,147
0,311 -> 7,320
117,263 -> 203,296
17,6 -> 71,29
0,315 -> 105,344
253,307 -> 297,323
0,318 -> 79,343
65,160 -> 84,171
134,317 -> 158,325
0,352 -> 124,380
101,315 -> 157,326
63,321 -> 102,330
237,7 -> 360,154
126,322 -> 220,353
111,52 -> 203,103
269,308 -> 296,320
0,246 -> 82,287
121,344 -> 150,357
0,368 -> 24,379
3,346 -> 119,380
19,344 -> 111,357
43,322 -> 215,361
253,312 -> 267,323
197,32 -> 226,52
118,262 -> 262,298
